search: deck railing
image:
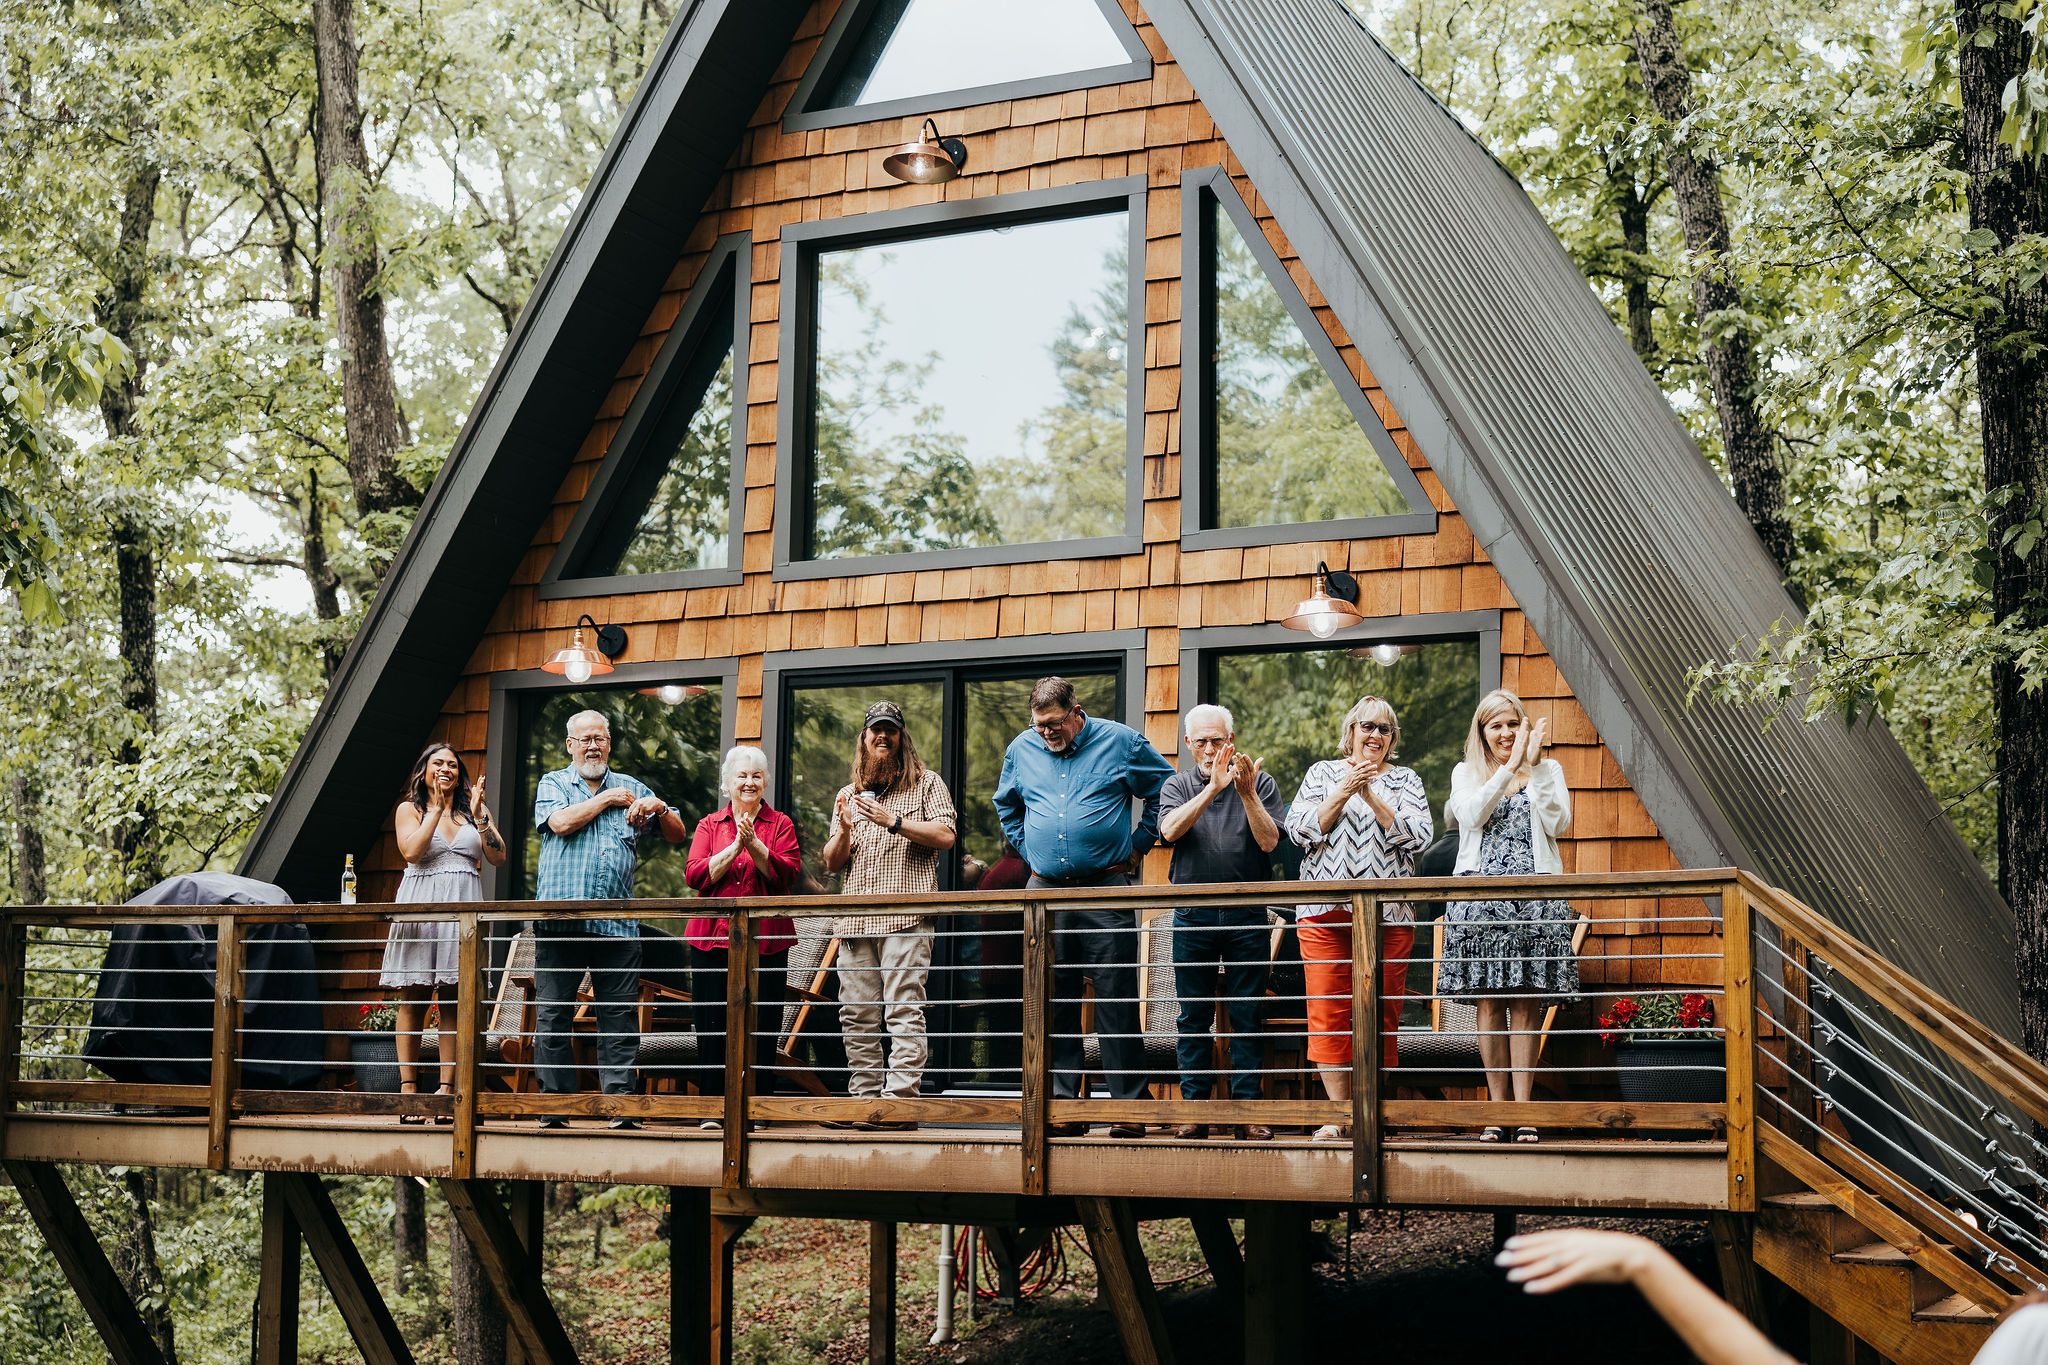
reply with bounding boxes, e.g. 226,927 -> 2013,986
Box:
0,869 -> 1749,1203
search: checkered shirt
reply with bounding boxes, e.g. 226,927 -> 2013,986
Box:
532,766 -> 656,936
832,768 -> 956,937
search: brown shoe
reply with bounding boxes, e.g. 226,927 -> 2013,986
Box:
1171,1123 -> 1209,1140
1047,1121 -> 1089,1137
1236,1124 -> 1273,1141
1107,1123 -> 1146,1140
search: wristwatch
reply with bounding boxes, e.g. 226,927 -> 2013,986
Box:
890,813 -> 904,834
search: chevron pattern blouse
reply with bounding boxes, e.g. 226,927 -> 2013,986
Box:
1284,761 -> 1434,924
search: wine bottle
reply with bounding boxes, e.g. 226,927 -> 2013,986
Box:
341,853 -> 358,905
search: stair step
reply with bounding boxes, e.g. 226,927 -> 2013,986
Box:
1915,1293 -> 1998,1324
1763,1192 -> 1836,1210
1834,1241 -> 1911,1266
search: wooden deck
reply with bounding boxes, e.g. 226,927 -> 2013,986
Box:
0,1110 -> 1732,1209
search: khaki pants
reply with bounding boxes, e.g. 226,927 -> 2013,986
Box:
837,927 -> 934,1098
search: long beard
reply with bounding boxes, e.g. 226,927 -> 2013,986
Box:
861,746 -> 903,793
575,756 -> 609,782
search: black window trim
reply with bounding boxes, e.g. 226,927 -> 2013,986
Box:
779,0 -> 1154,135
1178,164 -> 1438,552
537,232 -> 752,601
1177,613 -> 1504,722
772,178 -> 1150,581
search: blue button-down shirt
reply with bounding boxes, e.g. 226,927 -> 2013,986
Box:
992,716 -> 1175,879
533,766 -> 656,936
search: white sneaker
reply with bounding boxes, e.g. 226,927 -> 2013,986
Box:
700,1118 -> 722,1131
1311,1124 -> 1346,1142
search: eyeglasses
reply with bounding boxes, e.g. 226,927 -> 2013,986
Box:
1032,711 -> 1077,734
1188,735 -> 1231,748
568,734 -> 610,748
1353,721 -> 1394,736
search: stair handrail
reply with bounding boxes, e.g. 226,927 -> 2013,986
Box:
1737,873 -> 2048,1128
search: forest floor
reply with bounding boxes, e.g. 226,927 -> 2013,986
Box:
477,1198 -> 1724,1365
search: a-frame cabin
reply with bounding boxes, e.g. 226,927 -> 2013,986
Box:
5,3 -> 2043,1364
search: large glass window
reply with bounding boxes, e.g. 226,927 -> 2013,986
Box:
1206,201 -> 1411,530
806,210 -> 1129,559
1211,640 -> 1483,833
510,683 -> 725,902
824,0 -> 1133,109
778,661 -> 1121,1087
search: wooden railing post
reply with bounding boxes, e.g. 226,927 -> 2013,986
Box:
452,913 -> 480,1179
722,912 -> 755,1189
1721,882 -> 1756,1212
1351,893 -> 1380,1207
208,914 -> 243,1172
1020,901 -> 1049,1197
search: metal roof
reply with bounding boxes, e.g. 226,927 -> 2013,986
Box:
239,0 -> 2016,1035
1143,0 -> 2015,1031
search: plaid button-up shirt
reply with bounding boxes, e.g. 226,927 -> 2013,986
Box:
533,766 -> 657,936
832,769 -> 957,937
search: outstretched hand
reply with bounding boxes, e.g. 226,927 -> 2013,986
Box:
1495,1230 -> 1654,1294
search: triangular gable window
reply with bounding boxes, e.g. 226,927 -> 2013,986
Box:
1182,167 -> 1436,550
785,0 -> 1151,133
541,236 -> 748,597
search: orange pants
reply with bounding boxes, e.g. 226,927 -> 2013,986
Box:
1298,918 -> 1412,1069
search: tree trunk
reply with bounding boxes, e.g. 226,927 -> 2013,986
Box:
9,603 -> 45,905
110,1168 -> 178,1363
451,1209 -> 508,1365
303,465 -> 345,677
394,1176 -> 428,1293
1613,167 -> 1657,363
312,0 -> 417,518
1629,0 -> 1793,580
97,163 -> 161,893
1958,0 -> 2048,1062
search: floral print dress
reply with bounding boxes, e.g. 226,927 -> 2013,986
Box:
1436,788 -> 1579,1001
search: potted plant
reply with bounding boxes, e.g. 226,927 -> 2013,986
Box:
1600,992 -> 1723,1103
350,1001 -> 401,1094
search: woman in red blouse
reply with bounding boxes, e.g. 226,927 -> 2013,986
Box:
684,745 -> 800,1126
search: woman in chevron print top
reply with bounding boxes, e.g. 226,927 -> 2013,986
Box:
1284,695 -> 1433,1142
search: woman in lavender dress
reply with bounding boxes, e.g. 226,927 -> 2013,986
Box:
382,743 -> 506,1120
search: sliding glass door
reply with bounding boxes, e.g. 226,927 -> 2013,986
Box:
779,658 -> 1122,1089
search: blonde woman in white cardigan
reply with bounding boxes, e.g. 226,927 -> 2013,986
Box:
1440,689 -> 1577,1142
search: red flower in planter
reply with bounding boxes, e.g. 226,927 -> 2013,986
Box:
1597,996 -> 1640,1047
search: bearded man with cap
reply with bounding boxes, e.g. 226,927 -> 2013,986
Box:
822,701 -> 958,1124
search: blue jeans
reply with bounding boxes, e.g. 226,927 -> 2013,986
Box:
1170,907 -> 1270,1101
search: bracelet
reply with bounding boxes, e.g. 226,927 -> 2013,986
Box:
890,813 -> 903,834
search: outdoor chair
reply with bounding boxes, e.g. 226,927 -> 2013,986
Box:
483,928 -> 702,1095
1075,907 -> 1180,1097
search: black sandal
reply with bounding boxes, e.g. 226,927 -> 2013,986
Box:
398,1079 -> 424,1126
1479,1125 -> 1504,1143
434,1083 -> 454,1125
1515,1126 -> 1540,1144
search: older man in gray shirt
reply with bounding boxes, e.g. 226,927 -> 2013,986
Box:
1156,703 -> 1283,1140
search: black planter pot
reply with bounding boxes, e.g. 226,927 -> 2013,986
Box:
350,1032 -> 401,1095
1614,1038 -> 1725,1103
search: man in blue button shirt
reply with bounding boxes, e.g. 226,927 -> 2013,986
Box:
993,677 -> 1175,1137
530,709 -> 689,1127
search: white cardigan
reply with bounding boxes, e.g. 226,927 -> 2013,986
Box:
1444,758 -> 1570,875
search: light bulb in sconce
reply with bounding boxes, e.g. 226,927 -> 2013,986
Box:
657,684 -> 688,705
563,656 -> 593,685
540,614 -> 626,683
1369,643 -> 1404,667
1281,562 -> 1364,637
1307,613 -> 1340,640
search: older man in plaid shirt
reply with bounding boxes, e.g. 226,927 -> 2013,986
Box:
821,701 -> 957,1125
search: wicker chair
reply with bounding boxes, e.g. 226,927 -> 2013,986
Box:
1393,913 -> 1592,1096
1076,909 -> 1180,1096
482,927 -> 703,1094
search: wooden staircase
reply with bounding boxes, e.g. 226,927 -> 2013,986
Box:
1756,1191 -> 1999,1363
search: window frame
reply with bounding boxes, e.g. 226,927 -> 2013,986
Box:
779,0 -> 1153,135
1178,613 -> 1504,721
481,657 -> 742,906
773,178 -> 1150,580
1178,165 -> 1438,552
537,233 -> 752,600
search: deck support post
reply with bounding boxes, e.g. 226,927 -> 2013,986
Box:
440,1178 -> 579,1365
255,1173 -> 301,1365
504,1180 -> 544,1365
868,1220 -> 896,1365
708,1215 -> 754,1365
983,1227 -> 1024,1307
1241,1202 -> 1305,1365
1491,1211 -> 1517,1254
670,1188 -> 710,1365
1187,1207 -> 1244,1309
1708,1212 -> 1770,1330
1075,1195 -> 1176,1365
276,1171 -> 416,1365
3,1159 -> 170,1365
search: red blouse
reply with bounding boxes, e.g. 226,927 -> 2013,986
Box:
684,803 -> 800,954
